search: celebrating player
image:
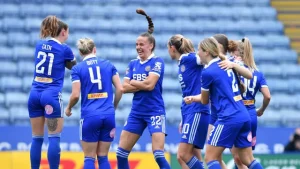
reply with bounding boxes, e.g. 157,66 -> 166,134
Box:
116,9 -> 171,169
65,38 -> 123,169
226,38 -> 271,169
28,15 -> 76,169
184,38 -> 264,169
168,34 -> 209,169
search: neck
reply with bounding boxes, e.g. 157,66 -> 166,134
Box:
53,36 -> 64,44
140,53 -> 152,61
206,56 -> 214,64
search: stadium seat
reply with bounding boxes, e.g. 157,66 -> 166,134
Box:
0,107 -> 10,125
267,79 -> 290,94
5,92 -> 28,107
9,106 -> 29,125
0,47 -> 13,61
2,18 -> 25,32
19,4 -> 41,18
166,107 -> 182,124
0,4 -> 19,17
0,62 -> 17,75
14,46 -> 34,61
163,78 -> 181,92
266,34 -> 290,48
63,5 -> 85,18
0,33 -> 7,46
41,4 -> 63,18
8,32 -> 30,46
259,64 -> 282,78
22,76 -> 33,91
163,93 -> 182,107
24,18 -> 42,32
17,61 -> 34,76
271,94 -> 298,110
119,93 -> 133,108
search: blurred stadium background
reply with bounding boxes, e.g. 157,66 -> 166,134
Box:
0,0 -> 300,168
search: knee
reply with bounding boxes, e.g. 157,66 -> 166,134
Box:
233,154 -> 244,166
177,151 -> 186,162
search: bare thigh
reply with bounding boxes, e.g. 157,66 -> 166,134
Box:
97,141 -> 112,156
46,117 -> 64,134
118,130 -> 140,151
30,117 -> 45,136
81,141 -> 98,157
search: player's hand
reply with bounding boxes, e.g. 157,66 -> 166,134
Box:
218,60 -> 234,70
256,108 -> 264,117
184,96 -> 194,104
178,121 -> 182,134
65,107 -> 72,117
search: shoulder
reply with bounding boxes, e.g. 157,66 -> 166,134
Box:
61,43 -> 72,51
153,56 -> 164,63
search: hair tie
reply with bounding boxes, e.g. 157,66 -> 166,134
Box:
242,38 -> 245,42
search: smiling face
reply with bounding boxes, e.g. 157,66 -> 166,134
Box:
197,45 -> 209,64
136,36 -> 153,61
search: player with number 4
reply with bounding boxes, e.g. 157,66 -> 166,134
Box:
184,38 -> 265,169
65,38 -> 123,169
28,15 -> 76,169
116,9 -> 171,169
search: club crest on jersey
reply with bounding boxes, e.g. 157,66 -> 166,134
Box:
181,65 -> 186,72
145,66 -> 151,71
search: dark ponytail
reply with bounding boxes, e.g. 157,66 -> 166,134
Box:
169,34 -> 195,54
136,8 -> 156,52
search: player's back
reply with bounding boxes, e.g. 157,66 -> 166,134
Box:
72,55 -> 116,118
202,58 -> 250,124
178,53 -> 209,115
32,38 -> 74,91
241,69 -> 268,111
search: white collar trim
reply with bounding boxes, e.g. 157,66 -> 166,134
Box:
50,38 -> 62,44
206,58 -> 220,67
137,53 -> 155,64
83,54 -> 96,61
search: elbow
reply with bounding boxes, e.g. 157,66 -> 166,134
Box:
146,84 -> 155,91
265,94 -> 271,102
118,86 -> 124,94
72,93 -> 80,101
245,73 -> 253,79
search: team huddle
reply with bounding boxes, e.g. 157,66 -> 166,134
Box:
27,9 -> 271,169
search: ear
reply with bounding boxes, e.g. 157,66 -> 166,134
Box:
93,47 -> 97,54
149,43 -> 154,51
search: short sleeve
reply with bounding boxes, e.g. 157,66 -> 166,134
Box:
64,46 -> 75,62
111,64 -> 118,76
124,61 -> 133,79
195,54 -> 201,65
150,58 -> 164,77
259,72 -> 268,89
71,65 -> 80,83
201,69 -> 213,91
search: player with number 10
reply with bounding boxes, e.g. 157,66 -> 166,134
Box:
184,38 -> 264,169
28,15 -> 76,169
116,9 -> 171,169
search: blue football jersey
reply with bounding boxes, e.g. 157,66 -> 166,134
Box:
71,55 -> 118,118
124,54 -> 165,115
201,58 -> 250,124
241,69 -> 268,112
178,53 -> 210,115
31,38 -> 75,91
